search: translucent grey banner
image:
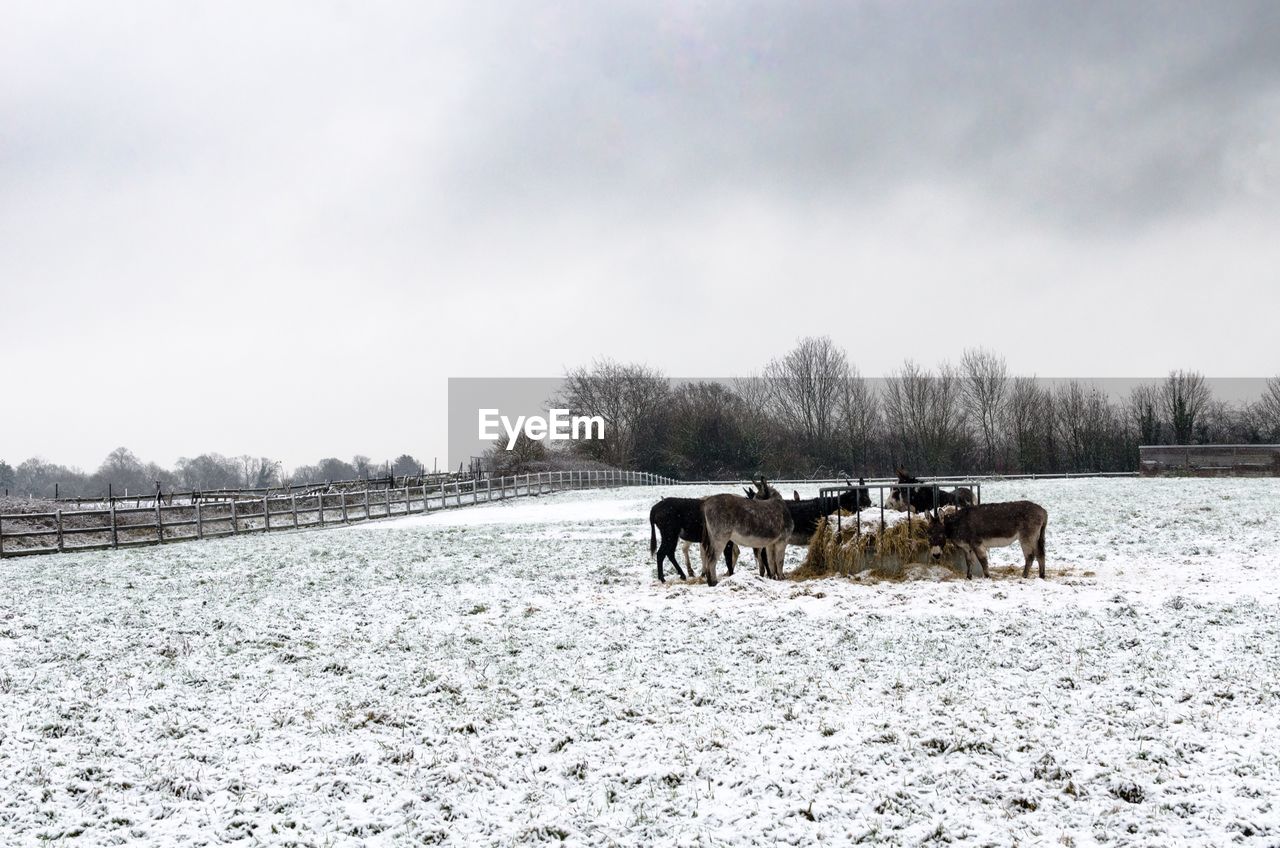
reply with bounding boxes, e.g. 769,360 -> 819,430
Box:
448,376 -> 1275,470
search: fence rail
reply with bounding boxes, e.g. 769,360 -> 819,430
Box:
0,469 -> 673,559
44,472 -> 474,509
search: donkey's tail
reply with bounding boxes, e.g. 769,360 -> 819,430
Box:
1036,519 -> 1047,560
649,517 -> 657,557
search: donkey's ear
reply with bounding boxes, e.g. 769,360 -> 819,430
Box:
858,477 -> 866,485
793,490 -> 800,500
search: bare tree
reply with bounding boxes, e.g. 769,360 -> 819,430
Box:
1053,380 -> 1123,471
664,381 -> 763,479
834,367 -> 880,475
1259,376 -> 1280,440
392,454 -> 422,477
881,359 -> 930,469
759,336 -> 850,457
484,432 -> 547,475
1161,370 -> 1212,444
1125,383 -> 1163,445
1005,376 -> 1051,472
239,456 -> 281,490
960,348 -> 1009,471
557,359 -> 669,468
882,360 -> 966,472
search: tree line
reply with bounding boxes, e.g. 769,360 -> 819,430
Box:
0,449 -> 430,500
512,338 -> 1280,479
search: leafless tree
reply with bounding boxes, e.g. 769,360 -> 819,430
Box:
834,366 -> 880,475
1161,370 -> 1212,444
239,456 -> 282,489
1259,376 -> 1280,440
484,432 -> 547,475
759,336 -> 850,456
557,359 -> 669,468
1125,383 -> 1163,445
1005,376 -> 1052,472
882,360 -> 965,472
960,348 -> 1009,471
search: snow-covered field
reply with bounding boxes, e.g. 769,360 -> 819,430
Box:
1,478 -> 1278,845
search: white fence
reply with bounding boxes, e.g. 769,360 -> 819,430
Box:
0,469 -> 674,559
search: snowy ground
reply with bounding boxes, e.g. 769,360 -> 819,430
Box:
1,478 -> 1278,845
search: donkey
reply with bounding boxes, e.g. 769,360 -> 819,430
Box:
889,468 -> 975,514
649,497 -> 739,582
926,501 -> 1048,579
700,478 -> 793,585
775,479 -> 871,545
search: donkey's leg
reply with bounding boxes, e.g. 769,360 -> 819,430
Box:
670,549 -> 687,581
681,539 -> 693,574
962,546 -> 979,579
1020,536 -> 1036,579
771,542 -> 787,579
703,534 -> 724,586
657,534 -> 684,582
1036,521 -> 1047,578
976,546 -> 990,579
725,542 -> 738,576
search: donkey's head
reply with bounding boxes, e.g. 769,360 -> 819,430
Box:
843,477 -> 873,509
754,477 -> 783,500
926,512 -> 949,560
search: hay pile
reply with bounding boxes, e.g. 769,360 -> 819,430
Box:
796,507 -> 968,579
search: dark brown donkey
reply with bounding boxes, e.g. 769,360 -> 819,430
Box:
927,501 -> 1048,579
700,478 -> 793,585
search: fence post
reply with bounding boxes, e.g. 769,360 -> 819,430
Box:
109,502 -> 119,548
487,478 -> 492,501
317,493 -> 326,526
364,489 -> 371,520
341,492 -> 350,523
262,496 -> 270,532
0,515 -> 4,558
54,510 -> 64,551
155,501 -> 163,542
440,479 -> 447,509
196,501 -> 204,540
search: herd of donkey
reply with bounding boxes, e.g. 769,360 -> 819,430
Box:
648,469 -> 1049,586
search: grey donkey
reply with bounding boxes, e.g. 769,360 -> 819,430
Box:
700,477 -> 793,585
927,501 -> 1048,579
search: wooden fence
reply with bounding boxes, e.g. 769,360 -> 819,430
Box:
46,472 -> 469,510
0,469 -> 673,559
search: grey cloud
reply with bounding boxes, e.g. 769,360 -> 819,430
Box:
442,1 -> 1280,228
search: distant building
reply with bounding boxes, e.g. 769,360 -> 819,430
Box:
1139,445 -> 1280,477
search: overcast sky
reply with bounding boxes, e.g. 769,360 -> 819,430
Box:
3,1 -> 1279,472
